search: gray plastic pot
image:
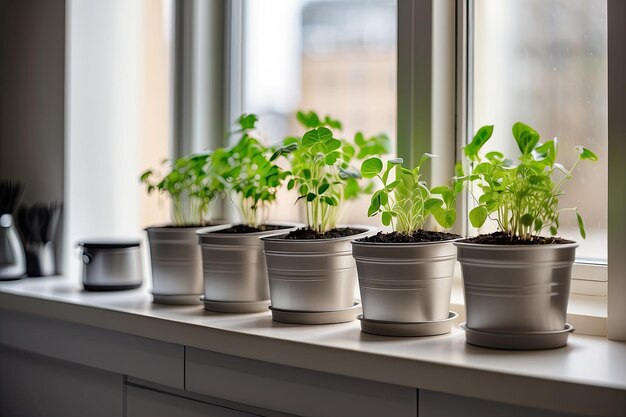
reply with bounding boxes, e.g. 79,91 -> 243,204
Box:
146,223 -> 228,304
198,224 -> 298,305
455,241 -> 578,333
352,239 -> 457,322
262,226 -> 377,311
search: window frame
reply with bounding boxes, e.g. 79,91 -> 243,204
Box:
397,0 -> 616,335
183,0 -> 624,340
607,0 -> 626,341
461,0 -> 610,295
395,0 -> 605,330
463,0 -> 622,338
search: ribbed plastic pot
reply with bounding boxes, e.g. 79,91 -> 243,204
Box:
146,223 -> 228,304
455,241 -> 578,333
352,239 -> 457,322
262,226 -> 377,311
198,224 -> 298,303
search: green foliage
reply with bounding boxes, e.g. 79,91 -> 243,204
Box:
271,110 -> 390,233
296,110 -> 343,130
362,154 -> 458,232
140,153 -> 214,226
212,114 -> 288,227
462,121 -> 598,241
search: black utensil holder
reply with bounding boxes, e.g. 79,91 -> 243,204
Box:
25,241 -> 55,277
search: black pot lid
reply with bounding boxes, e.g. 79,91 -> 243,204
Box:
78,240 -> 141,249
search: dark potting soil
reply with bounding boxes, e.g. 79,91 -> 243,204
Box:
158,222 -> 222,228
216,224 -> 289,234
358,230 -> 461,243
283,227 -> 363,240
159,225 -> 206,228
462,231 -> 574,245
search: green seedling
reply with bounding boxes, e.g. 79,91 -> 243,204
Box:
361,154 -> 459,232
211,114 -> 288,227
140,152 -> 214,226
462,121 -> 598,240
271,110 -> 390,233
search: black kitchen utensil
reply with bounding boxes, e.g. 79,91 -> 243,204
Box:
0,180 -> 26,279
16,202 -> 62,277
0,180 -> 22,215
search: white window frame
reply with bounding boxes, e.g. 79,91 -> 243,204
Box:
178,0 -> 624,340
607,0 -> 626,341
397,0 -> 619,337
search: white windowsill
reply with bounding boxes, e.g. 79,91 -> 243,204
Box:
0,276 -> 624,416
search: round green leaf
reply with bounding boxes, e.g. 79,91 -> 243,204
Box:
512,122 -> 540,156
361,158 -> 383,178
469,205 -> 489,228
520,213 -> 534,227
430,186 -> 449,195
324,152 -> 340,165
324,138 -> 342,152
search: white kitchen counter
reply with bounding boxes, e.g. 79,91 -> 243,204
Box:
0,276 -> 625,416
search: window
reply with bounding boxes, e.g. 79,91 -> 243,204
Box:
224,0 -> 622,334
470,0 -> 608,264
241,0 -> 397,224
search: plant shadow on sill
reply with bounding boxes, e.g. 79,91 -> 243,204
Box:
357,331 -> 466,349
195,312 -> 289,329
461,341 -> 583,356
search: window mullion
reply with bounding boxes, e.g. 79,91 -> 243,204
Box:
607,0 -> 626,341
398,0 -> 459,233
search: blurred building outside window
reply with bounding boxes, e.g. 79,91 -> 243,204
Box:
242,0 -> 397,225
472,0 -> 607,263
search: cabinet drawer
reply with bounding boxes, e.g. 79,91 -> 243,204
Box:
186,348 -> 417,417
419,390 -> 592,417
0,309 -> 184,389
127,386 -> 255,417
0,346 -> 124,417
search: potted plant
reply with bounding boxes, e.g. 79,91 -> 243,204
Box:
197,114 -> 297,313
261,111 -> 388,324
455,122 -> 598,349
141,152 -> 225,304
351,154 -> 461,336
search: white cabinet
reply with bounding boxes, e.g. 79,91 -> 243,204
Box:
185,348 -> 418,417
0,346 -> 124,417
0,309 -> 185,388
419,390 -> 585,417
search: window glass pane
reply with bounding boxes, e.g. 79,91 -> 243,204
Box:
243,0 -> 397,225
472,0 -> 607,263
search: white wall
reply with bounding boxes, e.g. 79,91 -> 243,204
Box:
65,0 -> 172,276
66,0 -> 142,256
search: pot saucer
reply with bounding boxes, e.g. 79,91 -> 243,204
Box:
152,294 -> 202,305
460,322 -> 575,350
200,296 -> 270,314
358,311 -> 458,337
269,302 -> 361,325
